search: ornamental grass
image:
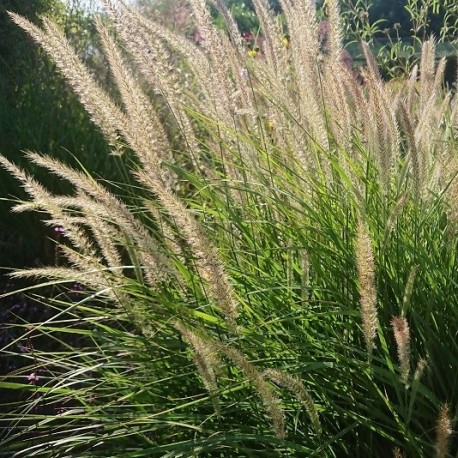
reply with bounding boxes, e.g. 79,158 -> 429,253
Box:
1,0 -> 457,456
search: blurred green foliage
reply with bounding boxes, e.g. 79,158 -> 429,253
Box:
218,0 -> 259,32
339,0 -> 458,79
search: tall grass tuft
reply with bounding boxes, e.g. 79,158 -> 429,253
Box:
1,0 -> 457,456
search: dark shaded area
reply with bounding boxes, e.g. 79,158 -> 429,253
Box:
0,1 -> 113,272
368,0 -> 447,38
0,4 -> 118,417
444,54 -> 457,89
225,0 -> 455,39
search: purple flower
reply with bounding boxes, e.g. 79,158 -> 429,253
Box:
340,49 -> 354,72
71,283 -> 84,291
318,20 -> 330,44
11,303 -> 23,313
194,30 -> 202,44
242,31 -> 255,43
18,344 -> 29,353
53,226 -> 65,239
69,283 -> 85,295
27,372 -> 39,383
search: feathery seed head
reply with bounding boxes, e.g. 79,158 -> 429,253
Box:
174,321 -> 222,416
413,357 -> 428,382
216,343 -> 285,438
264,369 -> 321,436
435,404 -> 452,458
391,316 -> 411,385
393,447 -> 405,458
355,220 -> 378,353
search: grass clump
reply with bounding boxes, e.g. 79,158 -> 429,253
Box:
1,0 -> 457,456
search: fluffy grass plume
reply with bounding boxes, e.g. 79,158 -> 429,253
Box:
435,404 -> 452,458
355,220 -> 378,353
391,316 -> 411,385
